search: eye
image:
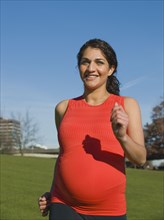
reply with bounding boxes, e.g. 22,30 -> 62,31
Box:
96,60 -> 104,65
80,59 -> 90,65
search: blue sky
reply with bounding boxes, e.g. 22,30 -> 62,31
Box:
1,0 -> 163,148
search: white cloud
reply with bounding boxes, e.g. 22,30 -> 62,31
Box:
120,76 -> 145,91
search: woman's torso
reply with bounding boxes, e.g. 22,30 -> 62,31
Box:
51,94 -> 127,216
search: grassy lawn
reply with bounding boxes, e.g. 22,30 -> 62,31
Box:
126,168 -> 164,220
0,155 -> 163,220
0,155 -> 54,220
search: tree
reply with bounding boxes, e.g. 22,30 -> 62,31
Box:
11,111 -> 40,155
144,100 -> 164,159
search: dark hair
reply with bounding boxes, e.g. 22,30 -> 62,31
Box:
77,38 -> 120,95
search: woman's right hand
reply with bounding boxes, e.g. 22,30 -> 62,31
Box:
38,192 -> 51,217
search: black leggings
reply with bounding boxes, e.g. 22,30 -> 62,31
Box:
49,203 -> 127,220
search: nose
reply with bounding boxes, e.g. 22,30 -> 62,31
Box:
87,61 -> 95,72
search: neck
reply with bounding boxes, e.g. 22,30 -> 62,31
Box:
82,90 -> 110,105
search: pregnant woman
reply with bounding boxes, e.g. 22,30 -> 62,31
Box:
38,38 -> 146,220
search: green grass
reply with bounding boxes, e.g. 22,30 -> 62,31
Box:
126,169 -> 164,220
0,155 -> 164,220
0,155 -> 54,220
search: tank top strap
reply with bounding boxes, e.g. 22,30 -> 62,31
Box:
67,96 -> 84,109
96,94 -> 125,110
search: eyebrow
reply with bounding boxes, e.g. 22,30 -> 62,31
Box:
81,57 -> 106,61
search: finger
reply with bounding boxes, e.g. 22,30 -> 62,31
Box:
114,118 -> 128,127
112,109 -> 127,118
112,102 -> 119,112
38,200 -> 47,207
39,196 -> 50,205
41,208 -> 48,214
39,201 -> 51,211
113,112 -> 128,122
39,203 -> 47,212
41,205 -> 50,216
111,114 -> 129,129
111,111 -> 128,124
39,199 -> 47,204
39,205 -> 47,211
111,109 -> 124,122
39,196 -> 46,202
115,102 -> 119,107
113,115 -> 129,127
113,102 -> 125,111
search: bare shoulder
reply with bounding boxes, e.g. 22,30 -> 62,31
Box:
124,96 -> 141,113
55,99 -> 69,130
55,99 -> 69,115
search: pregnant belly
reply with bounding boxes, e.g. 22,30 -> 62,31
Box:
56,152 -> 126,204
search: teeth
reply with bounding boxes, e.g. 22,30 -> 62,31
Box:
85,75 -> 98,78
85,76 -> 96,79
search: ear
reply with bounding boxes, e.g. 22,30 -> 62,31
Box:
108,66 -> 115,76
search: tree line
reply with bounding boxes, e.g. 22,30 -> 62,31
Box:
144,99 -> 164,160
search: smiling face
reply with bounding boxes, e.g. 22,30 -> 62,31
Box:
79,47 -> 114,91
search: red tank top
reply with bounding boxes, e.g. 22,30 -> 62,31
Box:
51,94 -> 126,216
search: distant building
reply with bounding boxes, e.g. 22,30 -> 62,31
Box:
0,117 -> 21,151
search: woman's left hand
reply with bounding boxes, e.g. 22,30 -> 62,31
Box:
110,102 -> 129,141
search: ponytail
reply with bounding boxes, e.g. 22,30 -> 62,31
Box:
106,75 -> 120,95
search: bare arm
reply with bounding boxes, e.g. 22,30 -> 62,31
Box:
111,97 -> 146,166
38,99 -> 69,216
